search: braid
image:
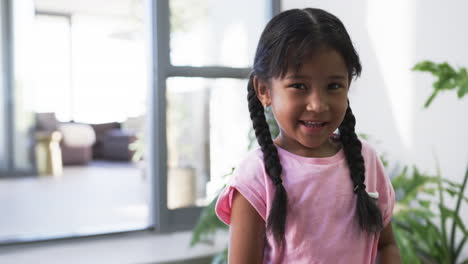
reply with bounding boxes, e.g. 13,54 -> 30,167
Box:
247,74 -> 288,246
339,103 -> 383,233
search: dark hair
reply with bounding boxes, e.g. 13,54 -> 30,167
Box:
247,8 -> 383,246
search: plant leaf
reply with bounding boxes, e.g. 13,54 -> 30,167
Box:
442,178 -> 463,189
424,91 -> 439,108
211,248 -> 228,264
412,60 -> 437,73
443,187 -> 459,198
413,60 -> 468,107
418,199 -> 431,209
190,192 -> 228,246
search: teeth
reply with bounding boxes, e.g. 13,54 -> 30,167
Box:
303,121 -> 325,127
304,121 -> 323,125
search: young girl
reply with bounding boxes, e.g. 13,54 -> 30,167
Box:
215,8 -> 401,264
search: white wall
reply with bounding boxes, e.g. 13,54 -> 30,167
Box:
283,0 -> 468,258
281,0 -> 468,185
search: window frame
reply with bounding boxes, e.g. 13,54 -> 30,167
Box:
0,0 -> 14,177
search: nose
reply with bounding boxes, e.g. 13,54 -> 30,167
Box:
306,90 -> 329,113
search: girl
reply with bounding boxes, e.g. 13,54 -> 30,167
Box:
215,8 -> 401,264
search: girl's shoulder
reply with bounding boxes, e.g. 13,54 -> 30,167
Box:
332,133 -> 378,160
216,148 -> 270,224
357,136 -> 380,159
237,147 -> 265,168
231,147 -> 266,181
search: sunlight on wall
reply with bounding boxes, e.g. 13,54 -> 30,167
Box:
366,0 -> 415,151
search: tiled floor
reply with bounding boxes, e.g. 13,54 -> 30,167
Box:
0,161 -> 150,243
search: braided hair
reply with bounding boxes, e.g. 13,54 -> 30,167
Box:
248,8 -> 383,245
339,104 -> 383,232
248,75 -> 288,245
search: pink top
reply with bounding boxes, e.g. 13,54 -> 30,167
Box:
215,139 -> 395,264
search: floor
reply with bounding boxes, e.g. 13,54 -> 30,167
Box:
0,230 -> 227,264
0,160 -> 150,243
0,161 -> 227,263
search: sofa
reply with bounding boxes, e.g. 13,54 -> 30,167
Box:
35,113 -> 137,166
90,122 -> 138,161
59,122 -> 96,165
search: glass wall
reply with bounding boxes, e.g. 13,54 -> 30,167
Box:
0,0 -> 151,243
0,0 -> 277,243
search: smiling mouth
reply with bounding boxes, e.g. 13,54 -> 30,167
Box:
299,121 -> 327,128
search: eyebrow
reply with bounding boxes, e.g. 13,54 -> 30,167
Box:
285,74 -> 347,80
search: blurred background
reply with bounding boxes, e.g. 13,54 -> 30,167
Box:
0,0 -> 467,263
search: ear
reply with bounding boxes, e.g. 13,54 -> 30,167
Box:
253,76 -> 272,107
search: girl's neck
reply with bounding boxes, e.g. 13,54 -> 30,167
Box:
273,136 -> 341,158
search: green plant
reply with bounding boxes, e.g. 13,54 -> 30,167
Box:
392,165 -> 468,264
431,166 -> 468,263
357,133 -> 435,263
350,132 -> 468,263
190,169 -> 232,247
389,60 -> 468,264
391,166 -> 435,264
412,61 -> 468,108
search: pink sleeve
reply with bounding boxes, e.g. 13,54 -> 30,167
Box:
361,140 -> 395,227
215,151 -> 267,225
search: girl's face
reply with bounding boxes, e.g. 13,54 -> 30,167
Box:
255,46 -> 350,157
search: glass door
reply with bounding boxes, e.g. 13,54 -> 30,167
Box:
0,0 -> 152,243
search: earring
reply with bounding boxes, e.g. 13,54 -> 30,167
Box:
264,104 -> 271,113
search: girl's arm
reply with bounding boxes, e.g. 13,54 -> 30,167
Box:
229,190 -> 265,264
377,223 -> 402,264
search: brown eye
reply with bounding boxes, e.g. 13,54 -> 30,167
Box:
290,83 -> 306,90
328,83 -> 342,90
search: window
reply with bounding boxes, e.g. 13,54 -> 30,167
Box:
33,14 -> 72,120
150,0 -> 279,231
33,13 -> 148,123
0,0 -> 151,243
166,77 -> 251,209
0,0 -> 279,243
169,0 -> 269,67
